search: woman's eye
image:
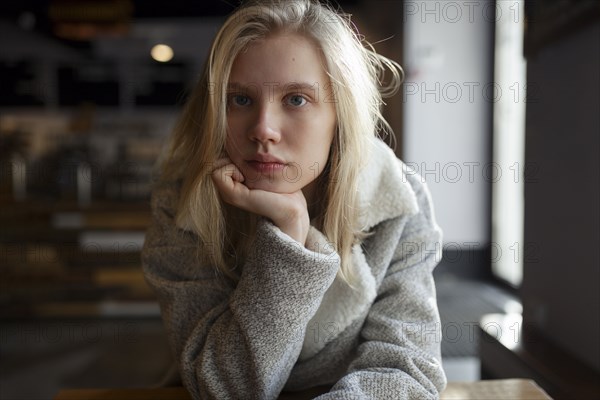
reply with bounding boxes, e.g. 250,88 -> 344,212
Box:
230,94 -> 251,106
286,95 -> 307,107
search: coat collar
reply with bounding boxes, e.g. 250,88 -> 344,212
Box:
357,138 -> 420,230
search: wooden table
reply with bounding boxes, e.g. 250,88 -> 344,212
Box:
54,379 -> 552,399
440,379 -> 552,399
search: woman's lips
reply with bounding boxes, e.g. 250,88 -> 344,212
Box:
246,160 -> 286,174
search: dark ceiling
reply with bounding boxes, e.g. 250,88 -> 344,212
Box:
0,0 -> 235,19
0,0 -> 360,19
0,0 -> 360,45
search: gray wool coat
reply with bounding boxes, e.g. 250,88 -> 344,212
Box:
142,139 -> 447,399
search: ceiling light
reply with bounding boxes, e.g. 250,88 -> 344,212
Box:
151,44 -> 174,62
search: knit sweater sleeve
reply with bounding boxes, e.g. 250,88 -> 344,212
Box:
141,184 -> 340,400
315,174 -> 447,399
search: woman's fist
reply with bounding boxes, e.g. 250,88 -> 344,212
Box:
211,158 -> 310,245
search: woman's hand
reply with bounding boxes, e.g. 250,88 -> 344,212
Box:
211,158 -> 310,246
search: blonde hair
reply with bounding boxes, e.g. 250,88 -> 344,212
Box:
160,0 -> 403,285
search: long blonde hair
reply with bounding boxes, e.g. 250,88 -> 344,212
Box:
160,0 -> 402,285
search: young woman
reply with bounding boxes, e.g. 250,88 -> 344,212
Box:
142,0 -> 447,398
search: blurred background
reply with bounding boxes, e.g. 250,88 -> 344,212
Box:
0,0 -> 598,399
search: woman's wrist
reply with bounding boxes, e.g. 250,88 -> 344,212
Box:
274,210 -> 310,246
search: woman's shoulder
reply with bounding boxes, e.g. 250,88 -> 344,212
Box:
149,178 -> 183,217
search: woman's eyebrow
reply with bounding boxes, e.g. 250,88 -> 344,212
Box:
227,81 -> 319,92
226,82 -> 252,91
281,82 -> 320,93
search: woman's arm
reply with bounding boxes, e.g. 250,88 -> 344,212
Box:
315,174 -> 447,399
142,183 -> 339,400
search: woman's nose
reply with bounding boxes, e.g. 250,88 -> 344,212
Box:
248,105 -> 281,144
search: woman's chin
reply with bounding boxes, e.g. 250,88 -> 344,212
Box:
244,179 -> 299,194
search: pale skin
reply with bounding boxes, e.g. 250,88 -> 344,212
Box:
211,33 -> 337,246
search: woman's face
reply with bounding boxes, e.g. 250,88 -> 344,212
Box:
224,33 -> 336,199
